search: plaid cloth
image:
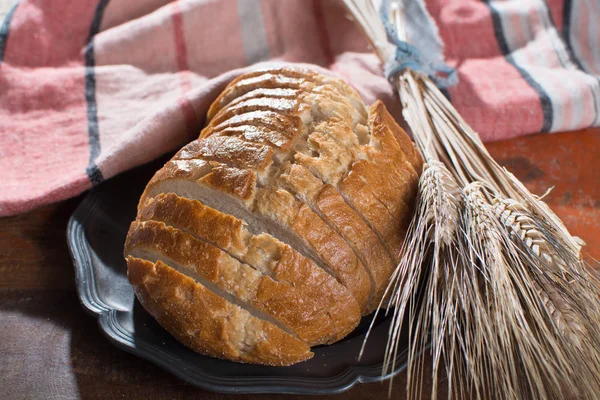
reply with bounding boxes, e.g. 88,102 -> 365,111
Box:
0,0 -> 598,216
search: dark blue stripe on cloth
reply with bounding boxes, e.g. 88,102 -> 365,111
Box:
483,0 -> 553,133
537,0 -> 582,71
85,0 -> 110,186
562,0 -> 576,62
0,2 -> 19,64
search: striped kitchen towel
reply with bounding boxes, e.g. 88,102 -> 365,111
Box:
0,0 -> 599,216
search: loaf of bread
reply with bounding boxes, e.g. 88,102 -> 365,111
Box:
125,67 -> 423,366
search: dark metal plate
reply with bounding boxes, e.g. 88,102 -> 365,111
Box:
67,158 -> 409,395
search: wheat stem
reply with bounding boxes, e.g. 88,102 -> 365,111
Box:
343,1 -> 600,399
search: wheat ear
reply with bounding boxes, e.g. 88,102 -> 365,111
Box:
343,1 -> 600,399
378,161 -> 462,398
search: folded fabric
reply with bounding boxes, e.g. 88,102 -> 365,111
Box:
0,0 -> 598,216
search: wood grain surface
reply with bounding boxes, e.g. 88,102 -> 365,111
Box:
1,128 -> 598,400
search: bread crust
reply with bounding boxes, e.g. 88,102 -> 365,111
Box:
278,163 -> 395,312
142,159 -> 257,206
176,135 -> 274,171
127,257 -> 313,366
141,152 -> 373,312
254,185 -> 372,311
125,219 -> 357,345
368,100 -> 424,174
331,102 -> 423,261
127,67 -> 423,365
202,70 -> 422,264
137,193 -> 361,340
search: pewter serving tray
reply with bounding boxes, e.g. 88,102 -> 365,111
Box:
67,157 -> 409,395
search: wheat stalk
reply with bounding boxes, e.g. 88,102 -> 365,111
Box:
380,161 -> 462,398
344,1 -> 600,399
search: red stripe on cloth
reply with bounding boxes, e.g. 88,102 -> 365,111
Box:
545,0 -> 565,32
425,0 -> 545,140
0,0 -> 100,216
259,0 -> 325,62
177,96 -> 197,137
100,0 -> 173,32
4,0 -> 99,67
171,0 -> 197,138
314,0 -> 369,55
171,1 -> 191,92
311,0 -> 334,66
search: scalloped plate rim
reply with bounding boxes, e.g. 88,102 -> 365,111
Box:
66,188 -> 408,395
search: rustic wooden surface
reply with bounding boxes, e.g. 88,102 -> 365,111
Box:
1,127 -> 598,400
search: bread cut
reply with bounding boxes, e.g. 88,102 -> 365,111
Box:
142,147 -> 374,312
136,193 -> 361,342
125,219 -> 358,345
127,257 -> 312,365
277,162 -> 395,311
127,67 -> 422,365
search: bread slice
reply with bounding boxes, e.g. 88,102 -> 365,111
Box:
277,163 -> 395,312
202,69 -> 421,264
337,101 -> 423,260
125,219 -> 358,345
201,70 -> 406,293
207,67 -> 366,123
200,115 -> 417,265
142,113 -> 375,312
127,257 -> 312,365
199,69 -> 422,295
285,101 -> 421,262
137,192 -> 361,339
289,116 -> 417,262
369,100 -> 423,173
141,161 -> 373,313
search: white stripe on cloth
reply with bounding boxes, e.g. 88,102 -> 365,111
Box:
569,0 -> 600,76
491,0 -> 600,131
237,0 -> 270,65
567,0 -> 600,126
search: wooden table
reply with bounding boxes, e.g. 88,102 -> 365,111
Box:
1,128 -> 598,400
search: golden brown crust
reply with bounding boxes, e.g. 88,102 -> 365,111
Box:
137,193 -> 361,340
368,100 -> 424,174
278,163 -> 395,312
176,135 -> 274,171
125,219 -> 357,345
127,257 -> 312,366
140,159 -> 257,208
128,67 -> 423,366
203,69 -> 420,267
141,155 -> 373,312
315,185 -> 394,311
206,68 -> 325,120
138,193 -> 246,253
340,163 -> 408,260
206,111 -> 303,141
199,163 -> 258,202
334,102 -> 423,261
207,124 -> 294,152
254,186 -> 372,312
